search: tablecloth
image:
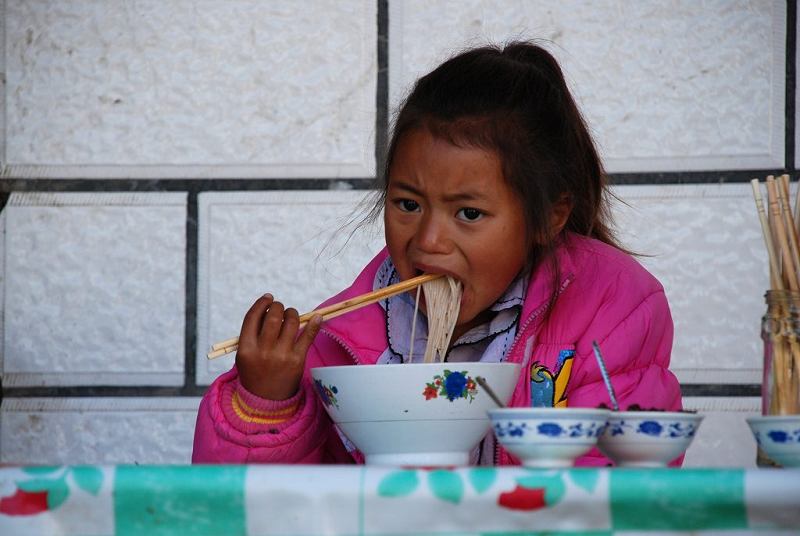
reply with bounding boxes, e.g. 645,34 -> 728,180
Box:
1,465 -> 799,535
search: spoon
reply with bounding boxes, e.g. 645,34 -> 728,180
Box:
476,376 -> 506,408
591,340 -> 620,411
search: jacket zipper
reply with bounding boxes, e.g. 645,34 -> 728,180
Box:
320,329 -> 362,365
495,274 -> 574,466
505,275 -> 574,362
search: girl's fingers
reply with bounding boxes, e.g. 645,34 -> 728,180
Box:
239,294 -> 274,348
259,299 -> 286,347
295,314 -> 323,355
276,308 -> 301,349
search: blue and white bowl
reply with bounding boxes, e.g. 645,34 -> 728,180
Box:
488,407 -> 610,467
597,411 -> 703,467
746,415 -> 800,467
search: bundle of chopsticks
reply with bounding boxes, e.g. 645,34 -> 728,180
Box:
751,174 -> 800,414
207,273 -> 443,359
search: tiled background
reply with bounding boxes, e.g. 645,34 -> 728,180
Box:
0,0 -> 788,467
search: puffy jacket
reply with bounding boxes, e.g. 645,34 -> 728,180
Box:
193,232 -> 682,465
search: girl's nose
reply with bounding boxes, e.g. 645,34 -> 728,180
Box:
415,214 -> 451,254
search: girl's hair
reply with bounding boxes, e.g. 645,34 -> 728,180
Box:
369,40 -> 625,290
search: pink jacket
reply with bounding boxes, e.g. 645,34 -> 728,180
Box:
193,233 -> 682,465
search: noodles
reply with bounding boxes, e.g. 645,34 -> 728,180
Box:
416,276 -> 463,363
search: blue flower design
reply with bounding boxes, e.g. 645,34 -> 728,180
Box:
314,379 -> 330,404
637,421 -> 663,437
444,371 -> 467,401
509,424 -> 526,437
668,423 -> 696,438
313,379 -> 339,409
537,422 -> 564,437
494,422 -> 527,438
609,422 -> 627,436
768,430 -> 789,443
568,423 -> 584,437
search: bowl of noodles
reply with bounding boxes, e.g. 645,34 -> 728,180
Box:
311,361 -> 520,466
311,274 -> 520,466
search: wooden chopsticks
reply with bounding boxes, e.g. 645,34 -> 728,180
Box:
751,174 -> 800,415
207,273 -> 444,359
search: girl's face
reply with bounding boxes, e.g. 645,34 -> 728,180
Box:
385,128 -> 528,338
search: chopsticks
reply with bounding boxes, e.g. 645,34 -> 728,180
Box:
751,174 -> 800,415
207,273 -> 444,359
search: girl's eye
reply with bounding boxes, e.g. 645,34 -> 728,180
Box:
457,207 -> 483,222
397,199 -> 420,212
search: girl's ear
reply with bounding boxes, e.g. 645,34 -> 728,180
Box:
549,194 -> 573,236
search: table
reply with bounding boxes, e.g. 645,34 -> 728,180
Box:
1,465 -> 799,535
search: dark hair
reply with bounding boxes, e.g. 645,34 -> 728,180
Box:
369,41 -> 625,283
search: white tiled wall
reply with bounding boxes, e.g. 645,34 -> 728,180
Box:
0,1 -> 788,466
390,0 -> 785,172
682,397 -> 761,468
3,0 -> 377,178
0,398 -> 200,465
0,396 -> 760,466
196,190 -> 386,384
613,184 -> 769,385
2,193 -> 187,387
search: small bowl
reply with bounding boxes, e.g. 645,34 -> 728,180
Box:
488,407 -> 610,467
311,362 -> 520,466
597,410 -> 703,467
746,415 -> 800,467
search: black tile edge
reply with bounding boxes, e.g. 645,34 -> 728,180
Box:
376,0 -> 389,177
0,170 -> 795,193
608,170 -> 796,185
0,178 -> 379,192
680,384 -> 761,397
2,386 -> 208,398
787,0 -> 797,170
1,383 -> 761,399
184,191 -> 198,392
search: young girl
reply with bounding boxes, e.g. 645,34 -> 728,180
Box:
193,41 -> 682,466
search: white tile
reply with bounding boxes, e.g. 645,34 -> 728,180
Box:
0,398 -> 201,465
682,397 -> 760,468
613,184 -> 769,384
390,0 -> 784,172
3,0 -> 376,178
3,193 -> 186,386
197,191 -> 386,384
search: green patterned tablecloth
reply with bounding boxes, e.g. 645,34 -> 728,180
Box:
1,465 -> 798,535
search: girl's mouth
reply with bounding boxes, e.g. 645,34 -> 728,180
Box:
412,264 -> 460,284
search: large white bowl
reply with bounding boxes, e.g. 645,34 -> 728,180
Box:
597,411 -> 703,467
746,415 -> 800,467
488,407 -> 610,467
311,362 -> 520,466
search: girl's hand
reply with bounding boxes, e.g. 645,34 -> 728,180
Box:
235,293 -> 323,400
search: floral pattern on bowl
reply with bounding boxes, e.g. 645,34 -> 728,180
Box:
423,370 -> 477,403
606,419 -> 698,438
494,420 -> 605,440
752,428 -> 800,445
746,415 -> 800,467
313,379 -> 339,410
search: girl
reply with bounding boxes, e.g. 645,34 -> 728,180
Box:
193,41 -> 682,466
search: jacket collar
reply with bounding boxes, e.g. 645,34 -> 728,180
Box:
519,232 -> 579,321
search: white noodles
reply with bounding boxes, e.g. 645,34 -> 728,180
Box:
415,276 -> 463,363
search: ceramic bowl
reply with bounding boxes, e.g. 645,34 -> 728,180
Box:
310,362 -> 520,466
746,415 -> 800,467
597,411 -> 703,467
487,407 -> 610,467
